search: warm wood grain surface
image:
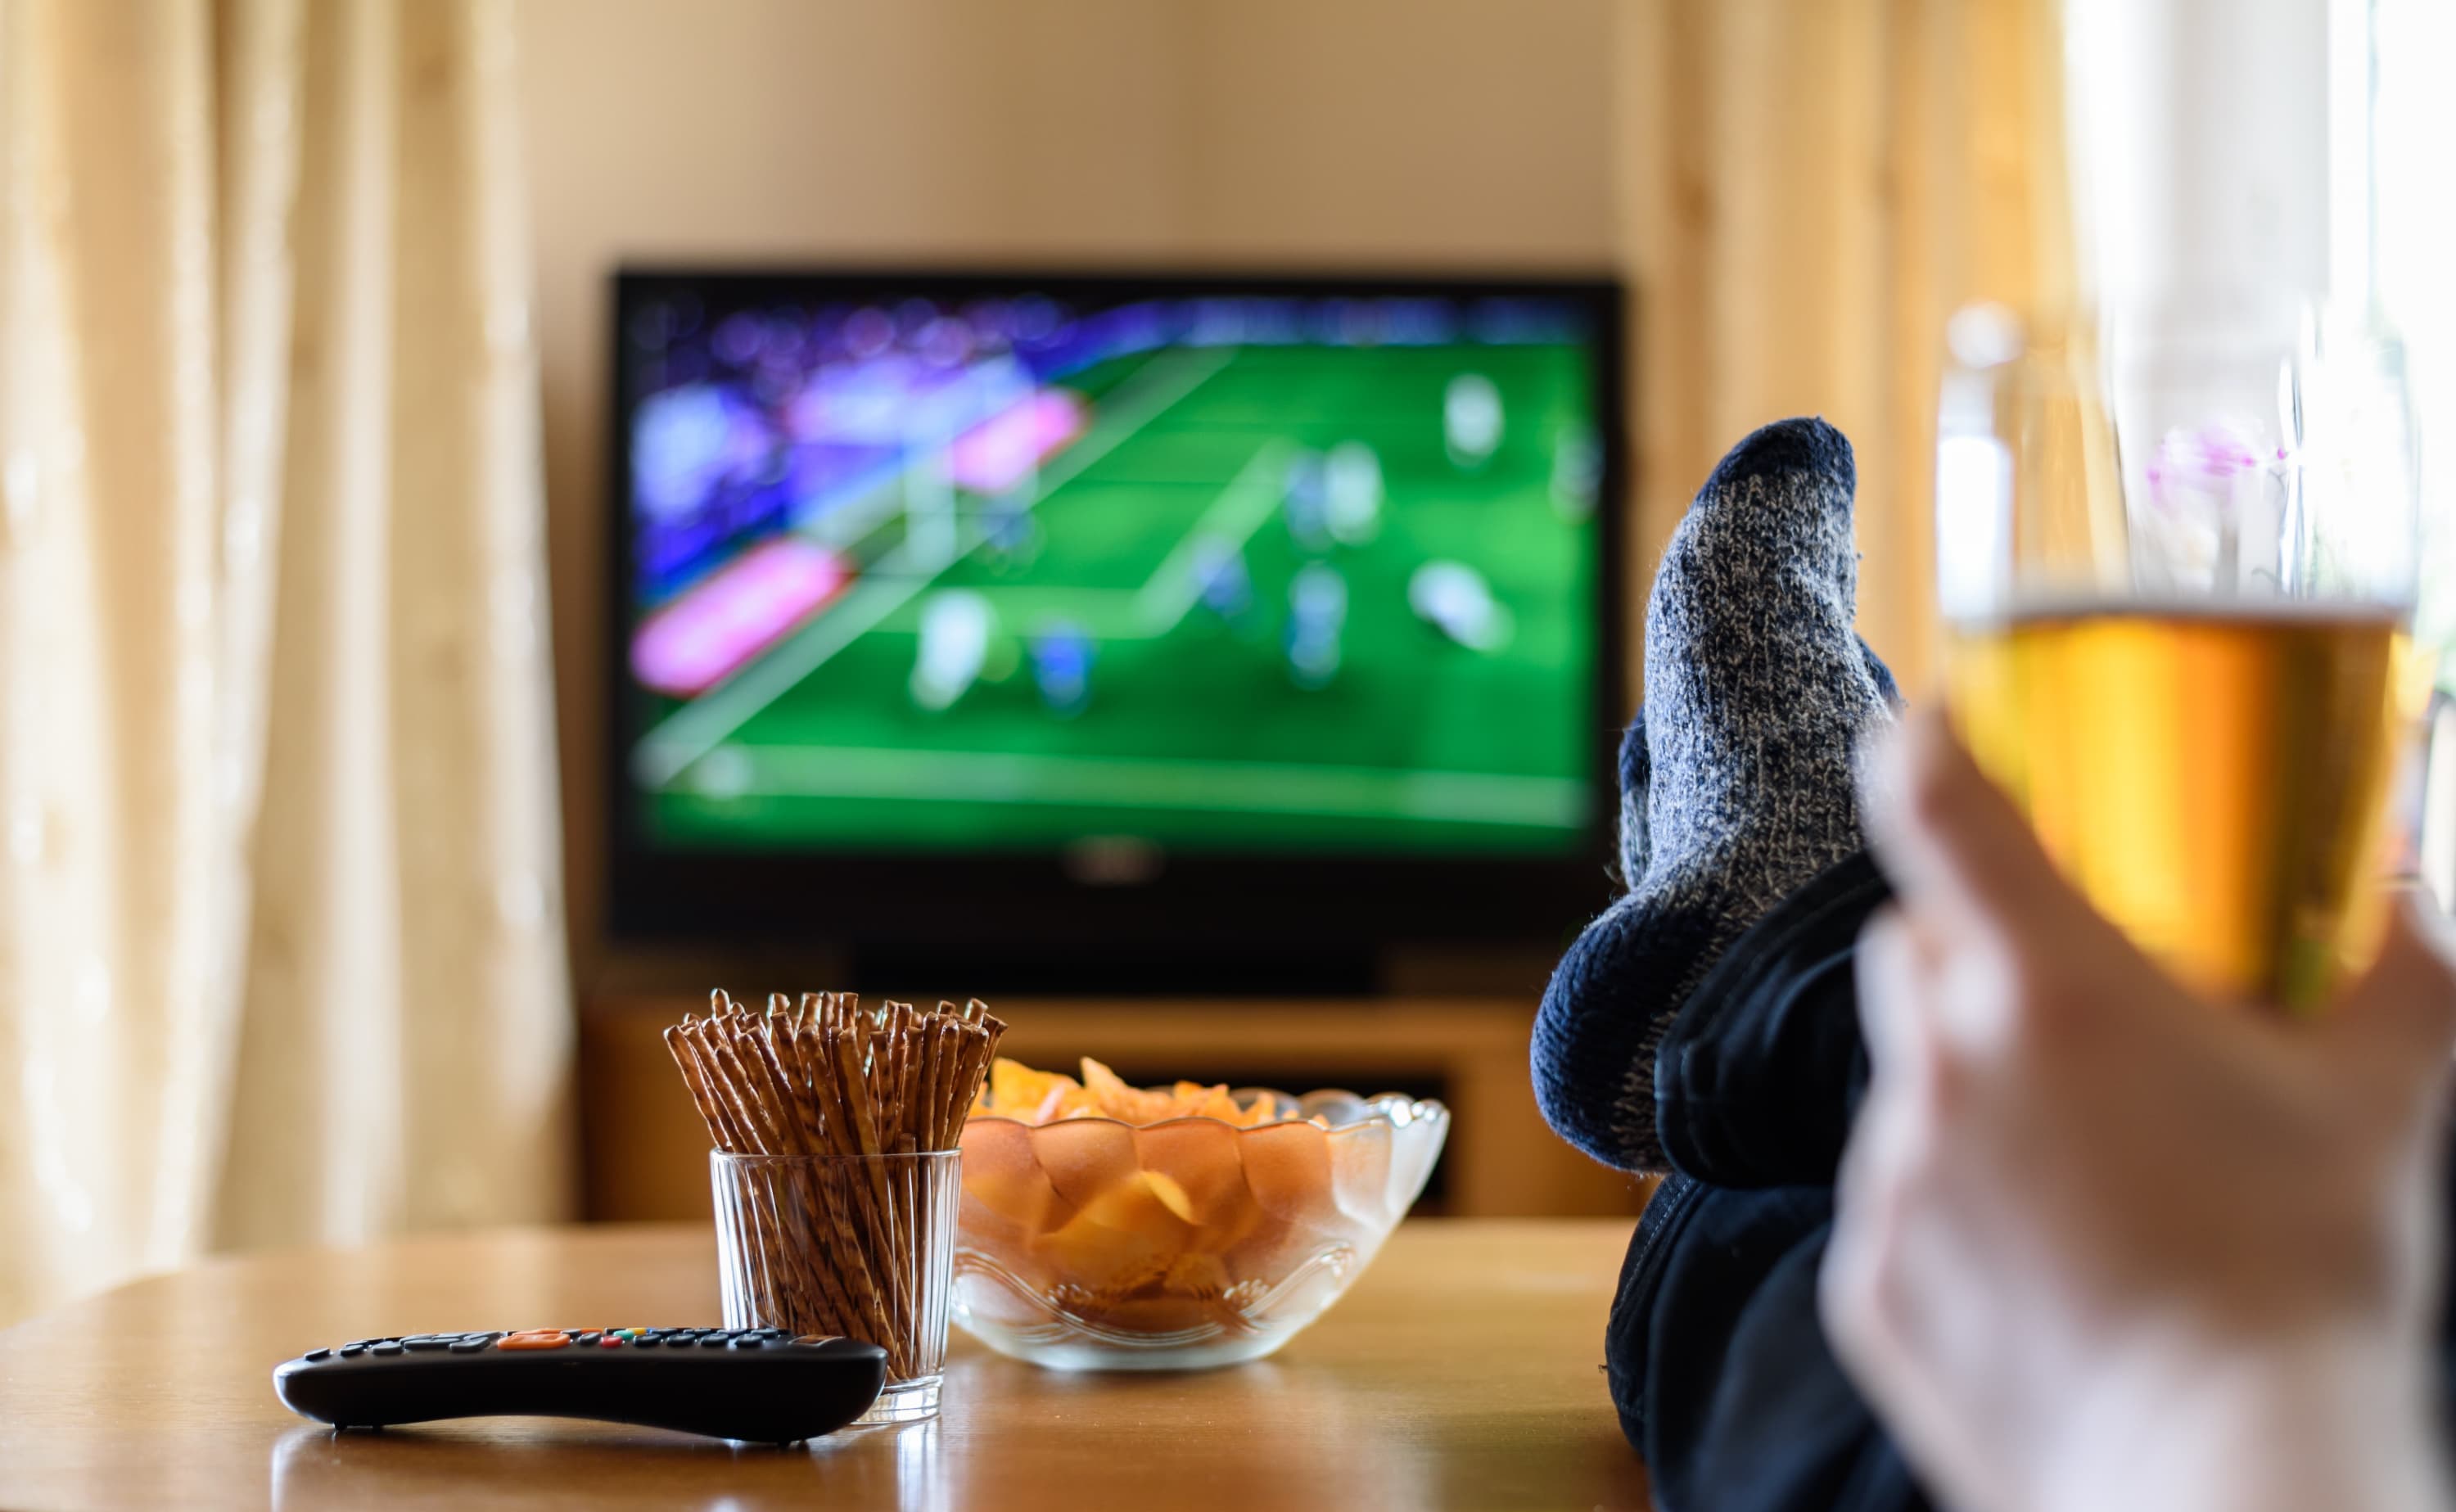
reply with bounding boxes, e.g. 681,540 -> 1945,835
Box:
0,1220 -> 1650,1511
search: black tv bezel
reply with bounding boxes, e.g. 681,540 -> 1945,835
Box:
603,267 -> 1630,968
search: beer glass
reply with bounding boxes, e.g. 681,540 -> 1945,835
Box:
1935,300 -> 2425,1013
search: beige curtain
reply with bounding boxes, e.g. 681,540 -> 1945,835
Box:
1615,0 -> 2079,694
0,0 -> 571,1326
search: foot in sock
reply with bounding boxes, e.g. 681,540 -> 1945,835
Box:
1531,417 -> 1899,1172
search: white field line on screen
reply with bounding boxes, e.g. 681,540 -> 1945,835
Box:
634,346 -> 1239,788
696,745 -> 1590,829
1127,440 -> 1291,634
856,439 -> 1291,643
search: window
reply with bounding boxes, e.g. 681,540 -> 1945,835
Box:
2372,0 -> 2456,656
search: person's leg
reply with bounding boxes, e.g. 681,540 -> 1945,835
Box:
1532,417 -> 1898,1172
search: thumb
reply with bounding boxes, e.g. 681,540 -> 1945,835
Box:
2322,897 -> 2456,1110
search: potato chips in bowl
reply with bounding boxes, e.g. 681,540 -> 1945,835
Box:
953,1058 -> 1449,1370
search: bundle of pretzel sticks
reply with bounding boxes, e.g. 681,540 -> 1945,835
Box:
664,991 -> 1005,1380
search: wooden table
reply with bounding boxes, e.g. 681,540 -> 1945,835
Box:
0,1220 -> 1650,1511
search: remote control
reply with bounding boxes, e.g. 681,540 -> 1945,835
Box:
273,1328 -> 887,1444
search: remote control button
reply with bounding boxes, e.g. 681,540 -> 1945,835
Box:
729,1335 -> 765,1349
403,1337 -> 453,1351
597,1334 -> 624,1347
571,1331 -> 602,1347
698,1333 -> 733,1347
459,1332 -> 500,1345
303,1348 -> 331,1362
370,1342 -> 405,1356
447,1338 -> 491,1353
337,1343 -> 367,1357
344,1338 -> 381,1350
498,1329 -> 572,1351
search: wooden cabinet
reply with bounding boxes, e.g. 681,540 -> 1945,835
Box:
581,994 -> 1654,1221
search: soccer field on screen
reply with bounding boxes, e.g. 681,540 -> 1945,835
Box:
630,336 -> 1603,855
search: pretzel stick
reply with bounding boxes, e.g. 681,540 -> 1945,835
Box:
743,1016 -> 891,1356
668,991 -> 1002,1383
664,1024 -> 742,1153
679,1018 -> 827,1333
833,1024 -> 916,1330
693,1025 -> 790,1156
921,1020 -> 953,1151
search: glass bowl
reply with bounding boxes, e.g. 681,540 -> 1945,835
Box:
951,1089 -> 1449,1370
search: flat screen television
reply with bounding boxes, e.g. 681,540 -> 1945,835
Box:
607,269 -> 1627,987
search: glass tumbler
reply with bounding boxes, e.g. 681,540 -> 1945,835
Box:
711,1149 -> 961,1424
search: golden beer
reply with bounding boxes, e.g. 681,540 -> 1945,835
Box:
1947,603 -> 2409,1013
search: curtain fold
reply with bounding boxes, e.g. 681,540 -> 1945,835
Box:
0,0 -> 571,1325
1614,0 -> 2078,695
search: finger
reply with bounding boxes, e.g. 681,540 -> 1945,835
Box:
1819,1159 -> 1895,1379
1855,905 -> 1939,1075
1859,707 -> 2097,947
1849,907 -> 1969,1180
2322,896 -> 2456,1102
1826,1041 -> 1916,1382
1821,1119 -> 2000,1512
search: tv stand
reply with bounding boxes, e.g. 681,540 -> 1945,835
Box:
580,982 -> 1648,1223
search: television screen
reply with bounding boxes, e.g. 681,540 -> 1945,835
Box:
611,271 -> 1618,893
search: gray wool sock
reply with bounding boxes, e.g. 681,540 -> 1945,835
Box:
1532,417 -> 1898,1171
1638,418 -> 1894,918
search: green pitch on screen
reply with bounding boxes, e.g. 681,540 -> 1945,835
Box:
634,341 -> 1602,855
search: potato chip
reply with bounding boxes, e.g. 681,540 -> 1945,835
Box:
1185,1083 -> 1244,1124
1039,1083 -> 1095,1122
968,1054 -> 1311,1130
958,1117 -> 1074,1233
1078,1057 -> 1180,1123
985,1056 -> 1078,1117
1240,1118 -> 1336,1224
1132,1121 -> 1252,1231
